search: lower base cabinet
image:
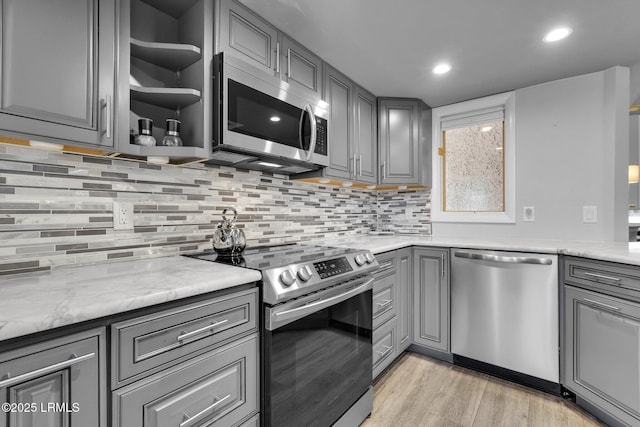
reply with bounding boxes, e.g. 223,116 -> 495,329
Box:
113,333 -> 258,427
412,247 -> 450,354
373,317 -> 397,379
565,285 -> 640,426
0,328 -> 107,427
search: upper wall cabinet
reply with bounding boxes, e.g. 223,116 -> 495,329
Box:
0,0 -> 116,148
296,65 -> 377,184
378,98 -> 431,186
218,0 -> 278,76
217,1 -> 323,97
354,85 -> 378,184
279,36 -> 323,97
117,0 -> 213,160
322,64 -> 354,181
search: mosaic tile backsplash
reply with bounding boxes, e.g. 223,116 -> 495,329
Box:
0,144 -> 431,276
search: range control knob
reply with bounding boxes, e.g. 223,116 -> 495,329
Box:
297,265 -> 313,282
280,270 -> 296,287
365,253 -> 375,264
354,254 -> 366,266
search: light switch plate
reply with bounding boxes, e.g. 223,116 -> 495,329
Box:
523,206 -> 535,222
583,205 -> 598,223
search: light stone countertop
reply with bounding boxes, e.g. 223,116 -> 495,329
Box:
0,256 -> 261,342
324,234 -> 640,267
4,234 -> 640,344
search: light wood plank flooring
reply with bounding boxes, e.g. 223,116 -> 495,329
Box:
361,352 -> 606,427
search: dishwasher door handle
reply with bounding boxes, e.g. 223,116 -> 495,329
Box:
454,251 -> 553,265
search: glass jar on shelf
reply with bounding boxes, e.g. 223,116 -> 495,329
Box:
160,119 -> 183,147
134,118 -> 156,146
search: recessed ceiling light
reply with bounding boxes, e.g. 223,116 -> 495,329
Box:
270,116 -> 281,122
481,126 -> 493,132
432,63 -> 451,75
543,27 -> 572,43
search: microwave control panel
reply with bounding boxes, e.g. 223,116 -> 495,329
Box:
314,117 -> 328,155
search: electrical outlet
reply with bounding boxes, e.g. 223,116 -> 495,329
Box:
523,206 -> 535,222
113,202 -> 134,230
583,205 -> 598,223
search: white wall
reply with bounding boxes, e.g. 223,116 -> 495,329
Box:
432,67 -> 630,242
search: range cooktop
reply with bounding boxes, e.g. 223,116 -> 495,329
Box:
187,243 -> 379,305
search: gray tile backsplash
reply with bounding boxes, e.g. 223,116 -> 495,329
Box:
0,144 -> 430,275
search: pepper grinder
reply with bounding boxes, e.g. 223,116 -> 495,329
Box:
160,119 -> 183,147
134,118 -> 156,146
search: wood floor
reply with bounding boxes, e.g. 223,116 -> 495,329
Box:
361,352 -> 606,427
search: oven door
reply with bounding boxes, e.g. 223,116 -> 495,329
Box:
214,53 -> 329,167
263,277 -> 373,427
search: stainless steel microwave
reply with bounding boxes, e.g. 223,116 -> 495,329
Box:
210,53 -> 329,174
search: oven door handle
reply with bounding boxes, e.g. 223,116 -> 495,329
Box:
268,278 -> 374,330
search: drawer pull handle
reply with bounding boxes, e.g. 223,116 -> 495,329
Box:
180,394 -> 231,427
0,352 -> 95,389
177,319 -> 229,343
583,298 -> 621,312
376,345 -> 393,359
376,300 -> 392,311
583,272 -> 622,284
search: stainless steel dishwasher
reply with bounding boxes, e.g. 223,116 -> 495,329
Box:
451,248 -> 560,393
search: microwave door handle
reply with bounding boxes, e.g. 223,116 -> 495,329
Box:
299,104 -> 317,161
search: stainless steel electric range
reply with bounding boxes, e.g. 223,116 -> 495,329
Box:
189,243 -> 379,427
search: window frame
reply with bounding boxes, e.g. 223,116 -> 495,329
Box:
431,92 -> 516,223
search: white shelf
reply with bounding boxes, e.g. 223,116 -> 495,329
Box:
130,86 -> 201,110
130,38 -> 201,71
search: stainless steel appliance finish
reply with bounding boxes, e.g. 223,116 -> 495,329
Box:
188,243 -> 378,427
211,53 -> 330,174
451,248 -> 559,384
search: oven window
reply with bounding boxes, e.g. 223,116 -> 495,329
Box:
228,79 -> 312,150
263,291 -> 372,427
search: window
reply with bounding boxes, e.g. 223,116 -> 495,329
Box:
431,92 -> 515,223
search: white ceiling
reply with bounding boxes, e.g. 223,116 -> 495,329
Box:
238,0 -> 640,108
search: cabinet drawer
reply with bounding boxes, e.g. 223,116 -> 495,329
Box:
373,316 -> 397,379
113,334 -> 258,427
373,273 -> 396,329
374,252 -> 397,276
565,257 -> 640,302
112,288 -> 258,387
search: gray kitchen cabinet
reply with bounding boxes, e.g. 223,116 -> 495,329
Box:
378,98 -> 431,185
117,0 -> 212,159
0,0 -> 116,148
373,316 -> 397,380
111,287 -> 260,426
354,85 -> 378,184
412,247 -> 449,353
218,1 -> 322,97
111,288 -> 258,388
372,251 -> 397,379
113,334 -> 259,427
564,257 -> 640,426
323,63 -> 354,180
280,36 -> 323,96
396,248 -> 412,352
217,0 -> 279,76
372,249 -> 412,379
306,65 -> 378,183
0,328 -> 107,427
